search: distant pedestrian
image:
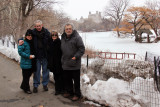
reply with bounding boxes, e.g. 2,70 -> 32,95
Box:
18,29 -> 35,94
61,23 -> 85,101
48,31 -> 64,95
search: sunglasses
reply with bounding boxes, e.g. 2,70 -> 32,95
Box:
52,35 -> 58,37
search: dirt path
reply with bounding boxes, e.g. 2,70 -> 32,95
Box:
0,53 -> 95,107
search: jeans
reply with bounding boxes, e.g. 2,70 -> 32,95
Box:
33,58 -> 49,87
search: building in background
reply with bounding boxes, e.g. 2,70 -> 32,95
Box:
79,11 -> 102,23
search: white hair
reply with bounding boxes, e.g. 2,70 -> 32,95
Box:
34,20 -> 43,25
64,23 -> 74,31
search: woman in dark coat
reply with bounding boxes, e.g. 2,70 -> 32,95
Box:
48,31 -> 64,95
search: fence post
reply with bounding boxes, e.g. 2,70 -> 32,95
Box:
13,42 -> 15,49
2,39 -> 4,46
122,53 -> 123,59
145,51 -> 147,61
7,40 -> 9,47
116,53 -> 117,59
154,56 -> 157,82
134,54 -> 136,59
87,55 -> 88,68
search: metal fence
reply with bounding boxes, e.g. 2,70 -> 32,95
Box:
0,37 -> 17,49
98,51 -> 136,60
84,53 -> 160,107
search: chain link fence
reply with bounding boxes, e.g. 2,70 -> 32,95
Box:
83,53 -> 160,107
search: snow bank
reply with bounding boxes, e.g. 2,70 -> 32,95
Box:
81,75 -> 149,107
80,57 -> 155,106
0,45 -> 20,62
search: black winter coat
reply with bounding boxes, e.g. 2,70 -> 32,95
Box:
32,27 -> 50,59
47,38 -> 62,73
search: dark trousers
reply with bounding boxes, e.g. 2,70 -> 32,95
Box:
52,71 -> 64,93
20,69 -> 32,91
63,69 -> 81,97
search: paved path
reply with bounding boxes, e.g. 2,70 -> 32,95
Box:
0,53 -> 95,107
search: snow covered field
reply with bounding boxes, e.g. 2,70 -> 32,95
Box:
0,31 -> 160,107
80,31 -> 160,60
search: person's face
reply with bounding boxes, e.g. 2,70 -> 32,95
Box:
34,23 -> 43,31
52,35 -> 57,40
65,25 -> 73,36
26,35 -> 32,40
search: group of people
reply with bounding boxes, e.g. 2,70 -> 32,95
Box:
18,20 -> 85,101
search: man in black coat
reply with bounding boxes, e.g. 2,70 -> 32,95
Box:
32,20 -> 50,93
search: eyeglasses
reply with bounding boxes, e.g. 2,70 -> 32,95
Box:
65,28 -> 72,30
52,35 -> 58,37
35,25 -> 42,27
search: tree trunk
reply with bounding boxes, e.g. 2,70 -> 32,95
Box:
139,33 -> 142,43
147,34 -> 150,43
153,29 -> 158,37
135,35 -> 139,42
14,16 -> 27,43
134,28 -> 138,42
117,30 -> 120,37
20,16 -> 27,36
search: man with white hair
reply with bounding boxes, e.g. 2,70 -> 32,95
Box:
31,20 -> 50,93
61,23 -> 85,101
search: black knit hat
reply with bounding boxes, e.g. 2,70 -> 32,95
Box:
25,29 -> 32,36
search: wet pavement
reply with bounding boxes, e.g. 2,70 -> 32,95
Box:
0,53 -> 101,107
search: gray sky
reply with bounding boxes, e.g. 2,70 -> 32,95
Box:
54,0 -> 147,20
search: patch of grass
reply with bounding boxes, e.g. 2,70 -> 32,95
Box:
84,46 -> 100,58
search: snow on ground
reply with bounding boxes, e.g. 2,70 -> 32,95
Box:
80,31 -> 160,60
81,75 -> 149,107
80,57 -> 159,107
0,38 -> 19,62
0,32 -> 160,107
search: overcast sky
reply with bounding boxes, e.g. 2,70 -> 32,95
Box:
54,0 -> 148,20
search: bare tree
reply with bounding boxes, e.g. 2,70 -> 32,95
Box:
0,0 -> 69,43
30,7 -> 70,33
144,0 -> 160,37
104,0 -> 129,37
17,0 -> 58,40
0,0 -> 11,12
0,0 -> 11,38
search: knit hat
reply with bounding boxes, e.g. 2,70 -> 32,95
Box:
25,29 -> 32,36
